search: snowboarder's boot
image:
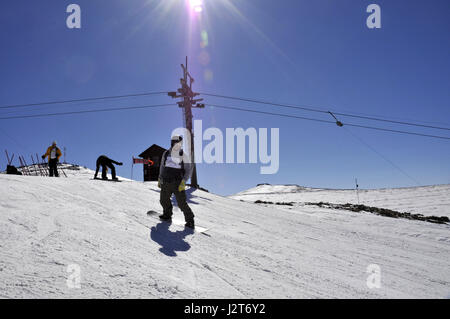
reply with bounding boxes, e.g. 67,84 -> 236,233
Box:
159,214 -> 172,221
185,220 -> 195,229
111,177 -> 119,181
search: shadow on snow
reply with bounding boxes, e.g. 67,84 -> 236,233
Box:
150,222 -> 194,257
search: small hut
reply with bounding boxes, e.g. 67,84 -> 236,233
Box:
139,144 -> 167,181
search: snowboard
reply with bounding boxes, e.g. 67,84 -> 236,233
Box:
91,178 -> 122,182
146,210 -> 209,234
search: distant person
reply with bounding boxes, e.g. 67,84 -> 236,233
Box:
94,155 -> 123,181
158,135 -> 195,229
41,141 -> 62,177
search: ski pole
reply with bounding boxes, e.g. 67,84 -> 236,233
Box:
18,156 -> 25,175
19,156 -> 26,175
35,154 -> 44,176
33,155 -> 44,176
22,157 -> 35,176
30,155 -> 39,176
131,159 -> 134,181
59,161 -> 67,178
40,157 -> 49,176
19,156 -> 29,175
5,150 -> 11,165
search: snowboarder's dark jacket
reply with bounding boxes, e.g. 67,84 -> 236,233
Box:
159,148 -> 192,183
96,155 -> 121,167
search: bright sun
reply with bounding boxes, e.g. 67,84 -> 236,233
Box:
188,0 -> 203,12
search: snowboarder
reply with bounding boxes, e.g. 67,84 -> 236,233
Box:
158,135 -> 195,229
94,155 -> 123,180
41,141 -> 62,177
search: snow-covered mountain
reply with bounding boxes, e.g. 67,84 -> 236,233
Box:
231,183 -> 450,218
1,168 -> 449,298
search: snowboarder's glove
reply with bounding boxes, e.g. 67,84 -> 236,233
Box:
41,155 -> 45,159
178,179 -> 186,192
118,162 -> 123,166
158,178 -> 161,188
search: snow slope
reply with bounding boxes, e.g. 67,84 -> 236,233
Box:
231,184 -> 450,218
0,170 -> 449,298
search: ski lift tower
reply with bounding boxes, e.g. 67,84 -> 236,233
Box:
168,57 -> 204,188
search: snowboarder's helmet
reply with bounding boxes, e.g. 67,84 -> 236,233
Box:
171,135 -> 183,148
52,141 -> 57,145
171,135 -> 182,142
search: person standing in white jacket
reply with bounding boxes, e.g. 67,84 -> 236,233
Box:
158,135 -> 195,229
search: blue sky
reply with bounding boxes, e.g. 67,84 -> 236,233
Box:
1,0 -> 449,195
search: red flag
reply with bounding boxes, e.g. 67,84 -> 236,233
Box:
133,157 -> 154,166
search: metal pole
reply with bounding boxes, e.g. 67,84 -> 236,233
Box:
59,161 -> 67,178
35,154 -> 44,176
22,157 -> 33,175
5,150 -> 11,165
183,57 -> 198,188
18,156 -> 26,175
36,154 -> 44,176
169,57 -> 203,188
40,156 -> 49,176
20,156 -> 31,176
30,155 -> 40,176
